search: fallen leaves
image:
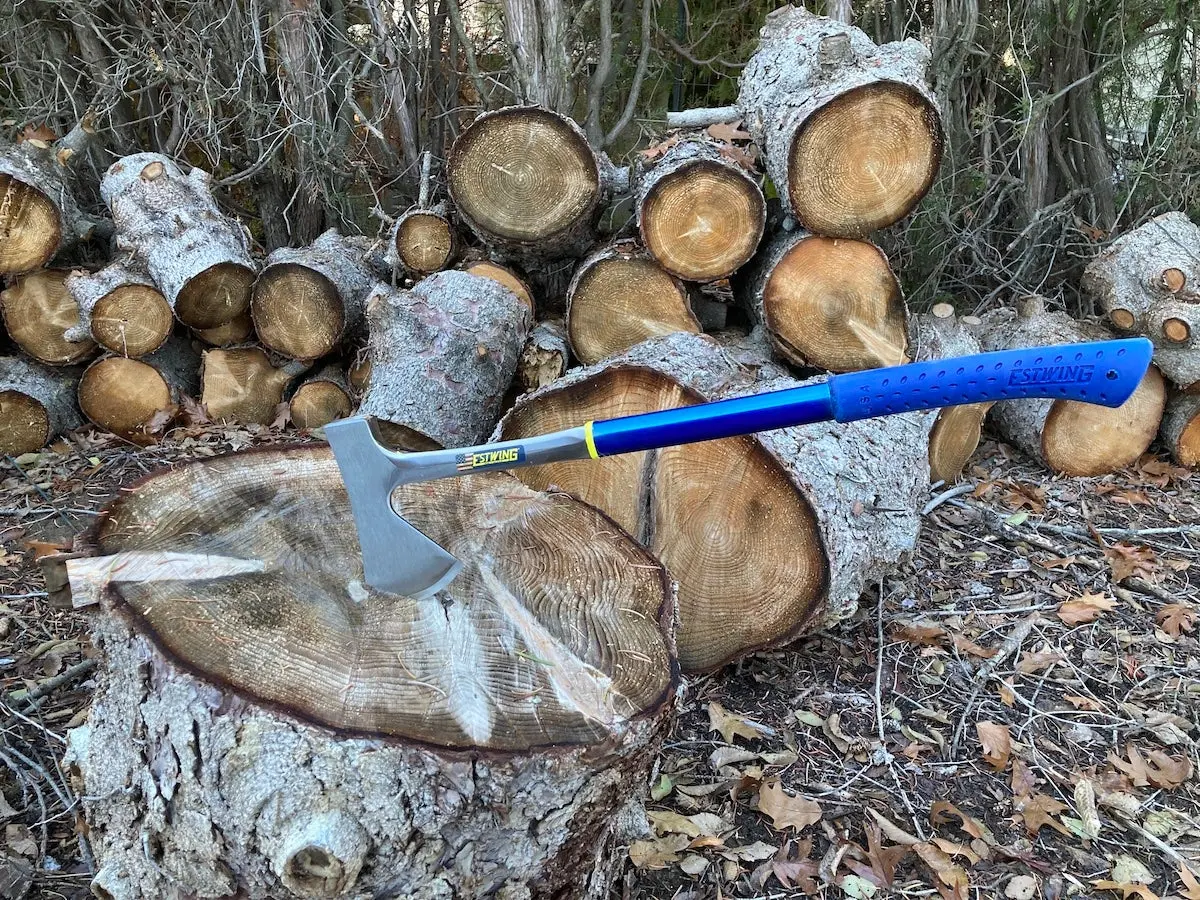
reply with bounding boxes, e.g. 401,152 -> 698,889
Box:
1156,603 -> 1197,637
756,779 -> 821,831
1179,863 -> 1200,900
1057,592 -> 1117,625
976,720 -> 1011,770
1104,542 -> 1159,583
1014,792 -> 1070,836
914,841 -> 969,899
1107,745 -> 1193,789
708,701 -> 772,744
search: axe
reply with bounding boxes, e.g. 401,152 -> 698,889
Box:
325,338 -> 1153,597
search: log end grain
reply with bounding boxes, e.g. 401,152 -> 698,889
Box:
928,402 -> 990,484
200,347 -> 292,425
0,355 -> 82,454
395,211 -> 456,275
252,262 -> 344,360
0,389 -> 51,454
89,284 -> 173,358
194,313 -> 254,347
78,357 -> 173,443
1162,393 -> 1200,467
1,269 -> 97,365
0,173 -> 61,275
461,260 -> 535,310
290,379 -> 353,430
176,261 -> 256,330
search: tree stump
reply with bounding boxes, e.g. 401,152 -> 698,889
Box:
289,365 -> 354,429
566,241 -> 700,365
518,320 -> 571,393
737,5 -> 942,238
1161,392 -> 1200,468
497,331 -> 933,672
200,346 -> 303,425
251,229 -> 376,361
78,335 -> 200,443
390,204 -> 459,276
742,230 -> 909,372
194,313 -> 254,347
64,447 -> 677,900
977,296 -> 1166,476
1,269 -> 98,365
636,139 -> 765,283
65,258 -> 173,358
0,142 -> 94,275
359,270 -> 531,449
101,153 -> 257,330
0,355 -> 82,454
1081,212 -> 1200,389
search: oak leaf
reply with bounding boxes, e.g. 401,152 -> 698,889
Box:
1156,603 -> 1197,637
768,838 -> 819,893
629,833 -> 690,869
930,800 -> 997,846
708,701 -> 772,744
1016,650 -> 1064,673
976,720 -> 1011,770
892,622 -> 946,646
863,821 -> 909,887
17,123 -> 56,144
1091,882 -> 1159,900
757,779 -> 821,831
706,120 -> 751,142
1015,793 -> 1070,835
1063,694 -> 1104,711
914,841 -> 969,899
1057,593 -> 1117,625
951,634 -> 996,659
1104,542 -> 1159,583
1107,745 -> 1192,789
1179,863 -> 1200,900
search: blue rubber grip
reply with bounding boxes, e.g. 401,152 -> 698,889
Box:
828,338 -> 1154,423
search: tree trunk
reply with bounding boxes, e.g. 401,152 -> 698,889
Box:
977,295 -> 1167,476
0,355 -> 83,454
741,230 -> 909,372
0,268 -> 98,365
193,313 -> 254,347
737,5 -> 943,237
251,229 -> 375,361
1081,212 -> 1200,389
461,258 -> 535,310
64,258 -> 173,358
1161,391 -> 1200,468
636,139 -> 765,283
200,346 -> 304,425
390,203 -> 459,276
77,334 -> 201,443
64,447 -> 676,900
359,270 -> 531,449
496,331 -> 934,672
518,319 -> 570,393
501,0 -> 572,112
101,153 -> 257,330
288,364 -> 354,429
0,142 -> 95,275
566,240 -> 701,365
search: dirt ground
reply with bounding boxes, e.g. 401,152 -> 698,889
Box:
1,423 -> 1197,900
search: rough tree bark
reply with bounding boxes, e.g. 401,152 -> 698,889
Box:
0,268 -> 98,366
0,355 -> 83,454
288,364 -> 354,429
101,153 -> 257,329
460,258 -> 535,310
200,346 -> 305,425
1161,391 -> 1200,468
518,319 -> 570,393
0,140 -> 96,275
737,4 -> 943,237
65,448 -> 677,900
496,331 -> 934,672
501,0 -> 572,112
64,258 -> 172,358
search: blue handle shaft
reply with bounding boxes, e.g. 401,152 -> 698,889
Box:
588,338 -> 1153,458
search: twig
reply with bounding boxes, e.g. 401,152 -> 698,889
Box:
949,612 -> 1040,755
417,149 -> 432,209
665,106 -> 741,129
7,658 -> 97,708
922,482 -> 975,515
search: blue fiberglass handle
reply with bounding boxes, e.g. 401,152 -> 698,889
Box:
587,338 -> 1153,457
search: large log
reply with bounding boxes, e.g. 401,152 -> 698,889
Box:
0,268 -> 98,365
251,229 -> 375,361
636,139 -> 765,283
977,296 -> 1166,476
64,258 -> 173,358
0,141 -> 95,275
288,364 -> 354,429
200,346 -> 304,425
1081,212 -> 1200,389
64,447 -> 676,900
359,270 -> 531,449
737,5 -> 942,237
566,241 -> 701,365
0,356 -> 83,454
1161,391 -> 1200,468
496,331 -> 933,672
742,230 -> 909,372
101,153 -> 257,329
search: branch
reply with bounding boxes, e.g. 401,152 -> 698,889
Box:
602,0 -> 654,148
585,0 -> 613,146
665,106 -> 740,129
447,0 -> 488,108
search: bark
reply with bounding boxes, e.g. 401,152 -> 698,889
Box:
517,319 -> 570,393
251,229 -> 376,360
496,331 -> 934,672
359,270 -> 532,448
501,0 -> 572,112
566,240 -> 701,365
64,447 -> 677,899
0,355 -> 83,454
1081,212 -> 1200,389
737,4 -> 943,237
977,296 -> 1167,476
0,141 -> 96,275
1161,391 -> 1200,468
288,364 -> 354,429
64,258 -> 172,358
636,139 -> 765,283
101,153 -> 257,330
200,345 -> 304,425
389,203 -> 459,276
0,268 -> 98,366
664,107 -> 741,130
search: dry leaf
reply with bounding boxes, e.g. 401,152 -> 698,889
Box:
1178,863 -> 1200,900
1134,455 -> 1191,485
769,839 -> 819,893
22,538 -> 70,560
757,779 -> 822,831
1011,759 -> 1037,799
1091,882 -> 1159,900
1057,592 -> 1117,625
17,122 -> 56,144
1108,745 -> 1193,789
893,623 -> 947,646
4,823 -> 37,857
1039,555 -> 1080,570
862,821 -> 909,887
951,634 -> 996,659
1006,874 -> 1038,899
1104,543 -> 1159,583
1073,778 -> 1101,840
648,810 -> 703,838
706,120 -> 751,142
629,833 -> 690,869
1003,480 -> 1046,512
1156,603 -> 1197,637
1015,793 -> 1070,835
976,721 -> 1011,770
1063,694 -> 1104,711
708,701 -> 772,744
930,800 -> 997,846
1016,650 -> 1064,673
914,841 -> 969,898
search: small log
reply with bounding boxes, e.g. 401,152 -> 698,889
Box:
518,320 -> 571,393
193,313 -> 254,347
289,364 -> 354,429
0,268 -> 98,365
742,230 -> 908,372
251,229 -> 375,361
200,346 -> 303,425
566,241 -> 701,365
461,258 -> 535,310
77,335 -> 200,443
390,203 -> 458,275
665,106 -> 741,129
1081,212 -> 1200,389
497,331 -> 933,672
359,270 -> 531,448
1161,391 -> 1200,468
64,258 -> 172,358
0,141 -> 95,275
101,153 -> 256,329
737,5 -> 942,237
977,295 -> 1167,476
0,356 -> 83,454
65,447 -> 676,900
636,139 -> 765,283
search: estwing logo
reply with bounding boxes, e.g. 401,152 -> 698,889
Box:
1008,364 -> 1094,386
456,446 -> 524,472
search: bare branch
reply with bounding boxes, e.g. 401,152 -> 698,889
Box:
603,0 -> 655,148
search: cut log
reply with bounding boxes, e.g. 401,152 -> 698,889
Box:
0,268 -> 98,365
911,304 -> 991,483
1081,212 -> 1200,388
101,153 -> 256,329
636,139 -> 765,282
497,331 -> 933,672
0,142 -> 95,275
1161,391 -> 1200,468
77,335 -> 200,443
289,365 -> 354,429
251,229 -> 375,361
64,258 -> 172,358
461,259 -> 535,310
742,230 -> 908,371
193,313 -> 254,347
390,204 -> 458,275
518,320 -> 571,393
64,447 -> 676,900
0,356 -> 83,454
200,346 -> 303,425
359,270 -> 531,448
737,5 -> 942,237
978,296 -> 1167,476
566,241 -> 701,365
447,106 -> 606,261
